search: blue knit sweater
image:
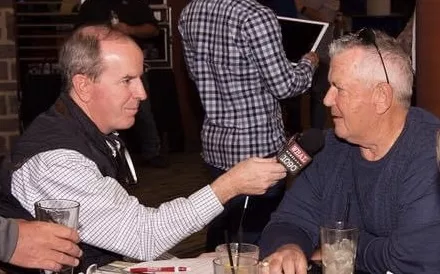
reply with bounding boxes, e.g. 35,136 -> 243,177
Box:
260,107 -> 440,273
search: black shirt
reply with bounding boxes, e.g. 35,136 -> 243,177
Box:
77,0 -> 158,47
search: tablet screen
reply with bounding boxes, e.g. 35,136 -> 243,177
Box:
277,16 -> 329,65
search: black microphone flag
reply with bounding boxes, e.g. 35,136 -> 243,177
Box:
277,128 -> 324,175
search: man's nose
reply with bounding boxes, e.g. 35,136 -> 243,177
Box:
323,87 -> 335,107
134,79 -> 147,100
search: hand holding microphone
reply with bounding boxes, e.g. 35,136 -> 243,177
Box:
236,129 -> 324,252
238,129 -> 324,208
211,157 -> 287,205
211,129 -> 324,205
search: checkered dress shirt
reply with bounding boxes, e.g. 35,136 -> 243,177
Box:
179,0 -> 315,170
11,149 -> 223,261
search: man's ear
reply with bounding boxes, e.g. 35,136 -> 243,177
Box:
373,82 -> 393,114
71,74 -> 93,102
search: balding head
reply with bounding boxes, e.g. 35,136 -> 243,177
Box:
59,24 -> 138,93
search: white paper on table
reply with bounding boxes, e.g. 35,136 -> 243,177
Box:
124,258 -> 215,274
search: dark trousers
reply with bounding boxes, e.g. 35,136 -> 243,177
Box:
205,164 -> 286,251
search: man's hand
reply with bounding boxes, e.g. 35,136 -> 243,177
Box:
9,220 -> 82,271
264,244 -> 308,274
303,52 -> 319,68
211,157 -> 287,204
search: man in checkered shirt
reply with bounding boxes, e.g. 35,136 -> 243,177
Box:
179,0 -> 319,251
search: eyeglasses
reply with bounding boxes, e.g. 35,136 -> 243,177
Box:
357,28 -> 390,84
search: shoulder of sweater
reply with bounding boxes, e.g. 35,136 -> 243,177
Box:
405,107 -> 440,143
408,107 -> 440,127
313,129 -> 352,162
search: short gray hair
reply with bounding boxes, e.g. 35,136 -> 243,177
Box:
58,24 -> 132,92
329,29 -> 414,108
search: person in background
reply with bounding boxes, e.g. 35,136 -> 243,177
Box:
77,0 -> 168,168
256,0 -> 302,134
296,0 -> 341,130
396,10 -> 416,105
0,217 -> 81,272
259,0 -> 340,134
257,0 -> 298,17
259,29 -> 440,273
397,10 -> 415,68
296,0 -> 340,23
179,0 -> 318,251
0,25 -> 287,273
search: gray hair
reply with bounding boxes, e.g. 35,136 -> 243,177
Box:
58,24 -> 133,92
329,30 -> 414,108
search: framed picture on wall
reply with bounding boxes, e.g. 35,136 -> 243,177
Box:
150,4 -> 171,23
140,25 -> 172,69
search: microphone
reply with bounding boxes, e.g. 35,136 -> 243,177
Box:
237,129 -> 324,246
277,128 -> 325,175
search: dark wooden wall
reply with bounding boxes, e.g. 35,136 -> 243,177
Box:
417,0 -> 440,117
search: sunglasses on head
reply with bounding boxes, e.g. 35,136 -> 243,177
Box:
357,28 -> 390,84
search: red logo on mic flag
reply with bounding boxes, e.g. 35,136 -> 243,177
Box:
288,142 -> 311,165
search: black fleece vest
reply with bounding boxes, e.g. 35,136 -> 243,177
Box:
0,93 -> 125,273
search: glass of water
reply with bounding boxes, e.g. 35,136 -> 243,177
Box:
215,243 -> 259,261
320,222 -> 358,274
213,256 -> 259,274
35,199 -> 80,274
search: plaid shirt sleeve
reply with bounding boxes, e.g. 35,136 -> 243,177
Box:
178,20 -> 195,81
243,9 -> 315,99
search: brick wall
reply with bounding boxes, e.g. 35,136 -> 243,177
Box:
0,0 -> 19,157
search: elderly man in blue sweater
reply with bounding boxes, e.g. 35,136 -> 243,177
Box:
260,29 -> 440,273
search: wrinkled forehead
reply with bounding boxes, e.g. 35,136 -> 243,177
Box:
333,47 -> 366,64
331,47 -> 370,76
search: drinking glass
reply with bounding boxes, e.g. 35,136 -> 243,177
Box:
215,243 -> 259,261
213,256 -> 259,274
320,222 -> 358,274
35,199 -> 80,274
